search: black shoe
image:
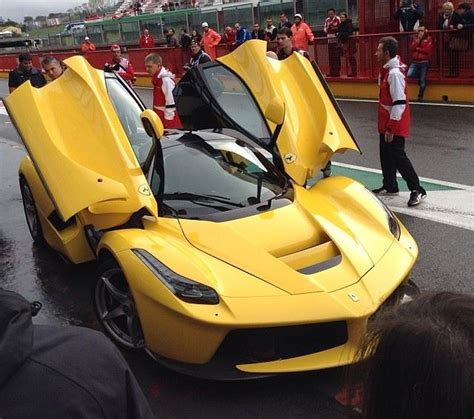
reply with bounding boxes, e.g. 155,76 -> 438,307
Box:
417,95 -> 424,102
407,190 -> 427,207
372,187 -> 399,196
322,161 -> 332,178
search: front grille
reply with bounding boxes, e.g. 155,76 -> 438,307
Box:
212,321 -> 348,365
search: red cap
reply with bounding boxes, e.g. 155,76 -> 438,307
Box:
111,44 -> 121,51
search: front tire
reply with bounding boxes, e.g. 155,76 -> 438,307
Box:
19,176 -> 45,245
94,259 -> 145,350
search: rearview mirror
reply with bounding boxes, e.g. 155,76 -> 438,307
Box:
140,109 -> 164,139
264,96 -> 285,125
140,109 -> 164,174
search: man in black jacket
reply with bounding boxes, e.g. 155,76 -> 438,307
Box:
0,288 -> 155,419
8,52 -> 46,93
394,0 -> 423,32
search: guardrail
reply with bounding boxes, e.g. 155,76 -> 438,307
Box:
312,29 -> 474,82
0,29 -> 472,84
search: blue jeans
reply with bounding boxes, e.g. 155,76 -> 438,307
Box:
407,62 -> 429,98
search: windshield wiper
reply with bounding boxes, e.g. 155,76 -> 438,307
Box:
159,192 -> 245,207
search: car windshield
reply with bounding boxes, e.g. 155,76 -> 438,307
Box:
201,65 -> 272,144
151,134 -> 289,219
105,76 -> 153,165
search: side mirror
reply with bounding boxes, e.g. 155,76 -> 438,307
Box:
264,96 -> 285,125
140,109 -> 164,174
140,109 -> 164,139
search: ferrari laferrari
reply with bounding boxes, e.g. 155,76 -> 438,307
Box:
5,41 -> 419,379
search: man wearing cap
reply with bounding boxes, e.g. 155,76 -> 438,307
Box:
184,41 -> 211,71
200,22 -> 221,60
105,44 -> 135,86
291,14 -> 314,51
81,36 -> 96,53
145,53 -> 181,129
139,29 -> 155,48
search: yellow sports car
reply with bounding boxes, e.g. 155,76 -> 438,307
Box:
5,41 -> 419,379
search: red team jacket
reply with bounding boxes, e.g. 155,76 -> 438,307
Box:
378,56 -> 410,138
409,34 -> 433,62
152,66 -> 181,129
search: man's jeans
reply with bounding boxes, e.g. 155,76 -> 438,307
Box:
407,62 -> 429,98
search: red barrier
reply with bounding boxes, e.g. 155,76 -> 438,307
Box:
1,30 -> 472,84
313,29 -> 474,82
0,54 -> 19,71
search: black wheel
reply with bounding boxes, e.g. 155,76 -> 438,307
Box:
94,259 -> 145,350
19,176 -> 45,245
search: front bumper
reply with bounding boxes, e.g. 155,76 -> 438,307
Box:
119,222 -> 417,378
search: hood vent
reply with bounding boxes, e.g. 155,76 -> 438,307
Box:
279,241 -> 341,275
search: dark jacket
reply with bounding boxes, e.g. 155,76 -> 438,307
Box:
180,33 -> 192,48
460,9 -> 474,29
251,29 -> 265,40
0,289 -> 155,419
337,19 -> 354,41
187,49 -> 212,68
394,5 -> 423,32
8,66 -> 46,90
337,19 -> 356,54
438,11 -> 459,29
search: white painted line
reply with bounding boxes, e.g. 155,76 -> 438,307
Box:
0,99 -> 7,115
333,161 -> 474,191
336,98 -> 474,108
379,190 -> 474,231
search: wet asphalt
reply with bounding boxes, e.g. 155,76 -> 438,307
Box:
0,80 -> 473,418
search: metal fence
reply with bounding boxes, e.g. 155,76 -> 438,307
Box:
313,29 -> 474,80
1,30 -> 472,83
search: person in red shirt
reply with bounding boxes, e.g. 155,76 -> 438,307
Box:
372,36 -> 426,207
291,13 -> 314,51
81,36 -> 96,53
105,44 -> 135,86
324,8 -> 341,77
223,26 -> 236,47
138,29 -> 155,48
144,53 -> 181,129
200,22 -> 221,60
407,26 -> 433,100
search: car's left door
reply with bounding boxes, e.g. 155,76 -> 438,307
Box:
5,55 -> 158,223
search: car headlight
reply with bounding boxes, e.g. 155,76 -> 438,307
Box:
132,249 -> 219,305
368,191 -> 401,240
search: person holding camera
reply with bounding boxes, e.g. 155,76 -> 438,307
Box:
407,26 -> 433,100
104,44 -> 135,86
394,0 -> 423,32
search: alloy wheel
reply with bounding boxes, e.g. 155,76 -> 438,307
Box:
20,177 -> 44,244
95,264 -> 145,349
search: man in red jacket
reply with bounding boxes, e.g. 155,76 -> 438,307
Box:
372,36 -> 427,207
105,44 -> 135,86
139,29 -> 155,48
407,26 -> 433,101
145,53 -> 181,129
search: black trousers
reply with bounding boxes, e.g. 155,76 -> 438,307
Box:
379,134 -> 424,192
